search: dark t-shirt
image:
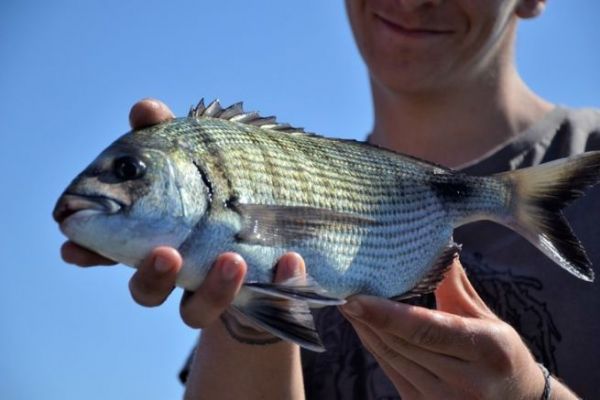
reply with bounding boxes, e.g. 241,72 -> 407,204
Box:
301,107 -> 600,399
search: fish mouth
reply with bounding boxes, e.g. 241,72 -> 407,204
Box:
53,193 -> 123,224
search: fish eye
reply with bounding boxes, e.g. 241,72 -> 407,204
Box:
113,156 -> 146,181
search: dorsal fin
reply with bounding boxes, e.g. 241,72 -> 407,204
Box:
188,98 -> 304,133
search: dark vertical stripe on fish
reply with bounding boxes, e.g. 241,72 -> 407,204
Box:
429,176 -> 473,203
193,161 -> 213,210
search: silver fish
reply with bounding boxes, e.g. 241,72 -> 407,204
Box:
53,99 -> 599,351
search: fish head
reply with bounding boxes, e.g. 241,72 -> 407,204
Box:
53,126 -> 208,267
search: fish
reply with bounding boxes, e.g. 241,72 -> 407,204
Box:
53,99 -> 599,351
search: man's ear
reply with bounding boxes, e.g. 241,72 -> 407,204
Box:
516,0 -> 546,19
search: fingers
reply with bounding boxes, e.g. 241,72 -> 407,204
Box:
60,241 -> 117,266
180,253 -> 246,329
273,252 -> 306,282
129,247 -> 182,307
128,98 -> 174,129
59,99 -> 173,268
355,314 -> 476,390
351,319 -> 425,399
352,307 -> 543,399
369,353 -> 421,400
342,295 -> 486,360
180,252 -> 306,331
340,260 -> 498,360
342,261 -> 546,399
349,314 -> 509,399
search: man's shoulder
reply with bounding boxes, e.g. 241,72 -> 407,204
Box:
564,106 -> 600,126
535,107 -> 600,159
562,107 -> 600,151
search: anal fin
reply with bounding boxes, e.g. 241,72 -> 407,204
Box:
244,275 -> 345,306
393,242 -> 461,301
224,276 -> 345,351
232,286 -> 326,352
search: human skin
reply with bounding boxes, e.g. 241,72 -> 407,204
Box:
339,0 -> 578,398
346,0 -> 553,169
62,0 -> 582,397
60,100 -> 577,399
61,99 -> 305,400
341,260 -> 577,399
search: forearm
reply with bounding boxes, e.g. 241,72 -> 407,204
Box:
184,321 -> 305,400
548,377 -> 580,400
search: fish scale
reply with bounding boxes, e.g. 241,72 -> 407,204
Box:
53,99 -> 599,351
144,119 -> 500,295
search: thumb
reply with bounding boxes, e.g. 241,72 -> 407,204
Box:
435,259 -> 494,318
129,98 -> 174,129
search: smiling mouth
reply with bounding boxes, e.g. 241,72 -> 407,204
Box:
373,13 -> 453,37
53,193 -> 123,224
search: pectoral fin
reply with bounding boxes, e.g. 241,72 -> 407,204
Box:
229,201 -> 376,246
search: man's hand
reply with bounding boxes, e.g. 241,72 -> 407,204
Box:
59,98 -> 305,332
339,261 -> 566,400
60,98 -> 176,269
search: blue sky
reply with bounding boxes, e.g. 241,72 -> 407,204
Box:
0,1 -> 598,399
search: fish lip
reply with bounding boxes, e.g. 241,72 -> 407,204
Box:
53,193 -> 124,224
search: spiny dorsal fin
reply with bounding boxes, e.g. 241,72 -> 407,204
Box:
188,98 -> 304,133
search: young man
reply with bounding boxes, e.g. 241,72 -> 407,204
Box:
62,0 -> 600,398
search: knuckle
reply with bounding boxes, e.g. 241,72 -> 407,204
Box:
373,338 -> 402,362
128,278 -> 164,307
180,310 -> 204,329
410,320 -> 445,348
369,301 -> 398,329
479,322 -> 520,375
179,289 -> 230,329
178,272 -> 239,328
202,275 -> 240,308
179,292 -> 208,328
204,283 -> 236,310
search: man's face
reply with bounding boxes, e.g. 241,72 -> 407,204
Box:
346,0 -> 527,94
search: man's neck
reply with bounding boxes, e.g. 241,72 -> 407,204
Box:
368,69 -> 553,169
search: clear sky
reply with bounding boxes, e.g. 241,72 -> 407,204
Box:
1,1 -> 598,399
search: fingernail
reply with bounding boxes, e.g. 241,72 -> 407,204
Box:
342,300 -> 363,318
287,257 -> 302,277
221,258 -> 240,281
279,253 -> 304,278
141,98 -> 160,110
154,255 -> 171,273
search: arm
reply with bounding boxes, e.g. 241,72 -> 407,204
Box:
186,322 -> 304,400
61,99 -> 305,400
183,253 -> 305,400
340,261 -> 580,400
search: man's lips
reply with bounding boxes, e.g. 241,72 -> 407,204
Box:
373,12 -> 454,37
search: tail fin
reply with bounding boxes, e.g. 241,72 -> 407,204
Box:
497,151 -> 600,282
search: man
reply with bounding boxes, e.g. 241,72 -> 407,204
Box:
62,0 -> 600,398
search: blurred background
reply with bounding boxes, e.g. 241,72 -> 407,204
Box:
0,1 -> 598,399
